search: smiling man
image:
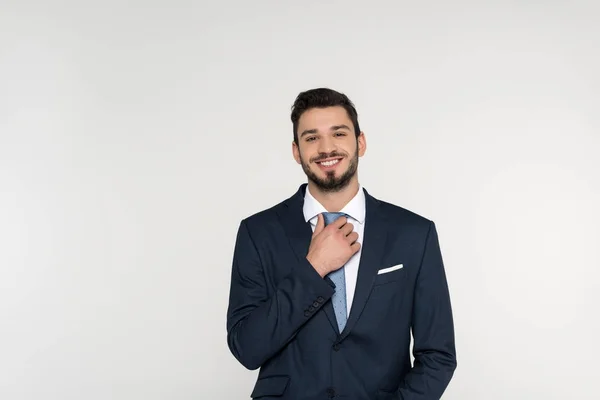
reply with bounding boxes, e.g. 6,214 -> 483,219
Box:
226,88 -> 457,400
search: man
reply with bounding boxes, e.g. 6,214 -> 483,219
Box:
226,88 -> 457,399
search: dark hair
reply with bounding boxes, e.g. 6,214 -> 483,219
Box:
290,88 -> 360,144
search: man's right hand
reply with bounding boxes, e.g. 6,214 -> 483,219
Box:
306,214 -> 361,278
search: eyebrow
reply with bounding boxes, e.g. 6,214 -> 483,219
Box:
299,124 -> 352,137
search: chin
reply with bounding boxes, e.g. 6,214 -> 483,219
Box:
315,168 -> 341,179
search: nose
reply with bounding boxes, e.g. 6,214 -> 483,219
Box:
317,135 -> 335,154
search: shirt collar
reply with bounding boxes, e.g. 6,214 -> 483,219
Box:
303,184 -> 366,225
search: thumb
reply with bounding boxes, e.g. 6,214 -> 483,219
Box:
313,213 -> 325,235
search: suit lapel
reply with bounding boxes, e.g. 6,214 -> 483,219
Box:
339,189 -> 387,340
279,184 -> 340,334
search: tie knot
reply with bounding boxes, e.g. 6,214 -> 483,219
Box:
322,212 -> 347,226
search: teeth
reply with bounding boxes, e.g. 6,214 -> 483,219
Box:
320,159 -> 340,167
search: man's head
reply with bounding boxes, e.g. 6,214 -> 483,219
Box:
291,88 -> 366,193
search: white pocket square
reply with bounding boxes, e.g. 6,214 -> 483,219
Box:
377,264 -> 404,275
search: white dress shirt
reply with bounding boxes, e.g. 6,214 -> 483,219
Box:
303,184 -> 366,317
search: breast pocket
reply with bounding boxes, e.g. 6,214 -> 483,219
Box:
372,264 -> 406,287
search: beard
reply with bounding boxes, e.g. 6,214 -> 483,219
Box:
299,148 -> 359,193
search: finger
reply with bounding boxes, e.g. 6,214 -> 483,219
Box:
341,222 -> 354,235
350,242 -> 361,253
332,216 -> 348,229
313,213 -> 325,235
346,232 -> 359,244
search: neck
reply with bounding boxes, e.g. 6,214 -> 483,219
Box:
307,177 -> 360,212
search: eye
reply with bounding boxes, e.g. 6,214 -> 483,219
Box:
306,136 -> 317,142
334,132 -> 346,137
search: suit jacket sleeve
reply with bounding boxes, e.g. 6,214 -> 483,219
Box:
226,219 -> 335,370
396,221 -> 457,399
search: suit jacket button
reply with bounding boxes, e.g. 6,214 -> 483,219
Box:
312,301 -> 319,307
317,296 -> 324,303
326,387 -> 335,397
308,305 -> 315,312
304,310 -> 310,317
333,343 -> 340,351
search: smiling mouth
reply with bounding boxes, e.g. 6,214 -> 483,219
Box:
315,158 -> 343,169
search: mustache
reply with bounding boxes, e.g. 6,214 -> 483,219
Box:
311,152 -> 346,163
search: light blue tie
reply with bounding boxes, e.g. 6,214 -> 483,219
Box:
322,212 -> 348,333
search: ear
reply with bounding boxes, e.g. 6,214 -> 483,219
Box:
357,132 -> 367,157
292,141 -> 301,164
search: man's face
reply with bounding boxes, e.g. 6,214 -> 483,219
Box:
293,106 -> 366,192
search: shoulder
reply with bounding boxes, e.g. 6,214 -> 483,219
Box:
370,196 -> 441,248
238,185 -> 304,227
367,190 -> 435,233
377,199 -> 431,225
237,198 -> 289,235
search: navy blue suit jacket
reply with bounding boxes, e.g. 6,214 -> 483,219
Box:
226,184 -> 456,399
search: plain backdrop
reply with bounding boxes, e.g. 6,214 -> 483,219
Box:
1,1 -> 599,399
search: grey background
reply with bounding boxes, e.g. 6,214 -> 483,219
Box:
1,1 -> 599,399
